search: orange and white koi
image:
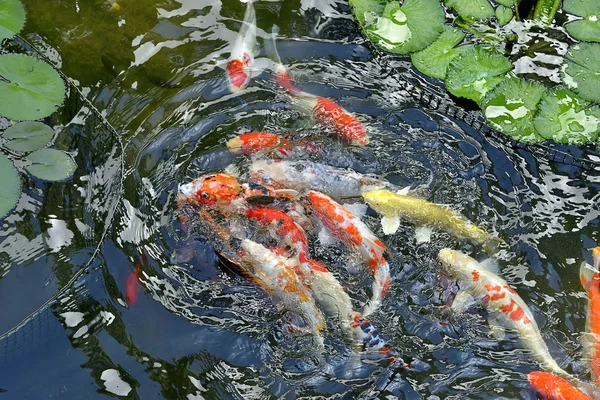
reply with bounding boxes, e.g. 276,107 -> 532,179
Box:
438,248 -> 571,377
226,0 -> 257,93
240,239 -> 327,348
307,190 -> 390,316
227,131 -> 292,156
266,29 -> 368,145
580,246 -> 600,384
528,371 -> 593,400
249,159 -> 395,200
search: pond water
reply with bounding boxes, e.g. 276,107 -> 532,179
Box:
1,0 -> 600,398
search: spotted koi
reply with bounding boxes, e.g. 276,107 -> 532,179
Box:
227,131 -> 293,157
438,248 -> 571,378
226,1 -> 257,93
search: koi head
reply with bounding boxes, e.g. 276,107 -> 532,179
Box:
227,53 -> 252,92
179,173 -> 243,207
438,248 -> 473,282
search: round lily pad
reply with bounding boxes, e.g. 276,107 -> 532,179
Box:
446,46 -> 513,104
482,77 -> 546,142
563,0 -> 600,17
0,0 -> 25,41
411,26 -> 468,80
363,0 -> 444,54
565,19 -> 600,43
3,121 -> 54,152
349,0 -> 385,26
445,0 -> 494,21
494,0 -> 518,6
533,88 -> 600,145
496,5 -> 514,26
0,153 -> 21,219
25,148 -> 77,181
562,43 -> 600,103
0,54 -> 66,121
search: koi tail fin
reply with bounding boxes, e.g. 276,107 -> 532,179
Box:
349,312 -> 406,364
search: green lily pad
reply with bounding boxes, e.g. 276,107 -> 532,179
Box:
0,153 -> 21,219
493,0 -> 518,6
3,121 -> 54,152
564,0 -> 600,42
533,88 -> 600,145
482,77 -> 546,142
562,43 -> 600,103
349,0 -> 385,26
363,0 -> 444,54
25,148 -> 77,181
445,0 -> 494,21
411,26 -> 468,80
0,0 -> 25,41
496,5 -> 514,26
446,46 -> 513,104
0,54 -> 66,121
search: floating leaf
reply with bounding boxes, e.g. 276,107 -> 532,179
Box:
533,88 -> 600,145
562,43 -> 600,103
411,26 -> 468,80
563,0 -> 600,42
25,149 -> 77,181
495,5 -> 514,26
0,153 -> 21,219
445,0 -> 494,21
493,0 -> 518,6
563,0 -> 600,17
446,46 -> 513,104
349,0 -> 385,26
0,54 -> 66,121
362,0 -> 444,54
482,77 -> 546,142
3,121 -> 54,152
0,0 -> 25,41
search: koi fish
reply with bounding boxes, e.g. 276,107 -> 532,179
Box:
126,262 -> 142,306
227,0 -> 257,93
363,189 -> 498,251
438,248 -> 571,377
528,371 -> 593,400
307,190 -> 390,316
579,246 -> 600,384
240,239 -> 327,348
249,159 -> 395,200
266,28 -> 368,145
227,131 -> 292,156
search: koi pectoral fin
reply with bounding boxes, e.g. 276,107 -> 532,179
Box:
381,216 -> 400,235
488,314 -> 506,341
414,226 -> 433,244
451,290 -> 477,314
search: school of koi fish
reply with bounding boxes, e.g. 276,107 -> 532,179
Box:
129,1 -> 600,398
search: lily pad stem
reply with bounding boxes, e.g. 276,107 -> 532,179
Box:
532,0 -> 561,28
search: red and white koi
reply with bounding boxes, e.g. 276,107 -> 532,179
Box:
438,248 -> 571,377
226,0 -> 257,93
267,30 -> 368,145
580,246 -> 600,385
126,262 -> 142,306
528,371 -> 593,400
307,190 -> 390,316
227,131 -> 293,157
249,159 -> 395,200
240,239 -> 327,348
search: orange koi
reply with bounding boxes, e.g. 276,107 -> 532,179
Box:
307,190 -> 390,316
580,246 -> 600,384
226,131 -> 292,156
126,262 -> 142,306
528,371 -> 593,400
438,248 -> 571,378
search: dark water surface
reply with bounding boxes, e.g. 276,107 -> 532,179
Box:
1,0 -> 600,398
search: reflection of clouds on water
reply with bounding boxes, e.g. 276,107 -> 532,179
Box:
101,368 -> 132,397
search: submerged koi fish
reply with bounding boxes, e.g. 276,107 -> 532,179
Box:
363,189 -> 498,250
249,159 -> 395,199
227,131 -> 292,156
240,239 -> 327,348
438,248 -> 571,377
126,262 -> 142,306
307,190 -> 390,316
580,246 -> 600,384
528,371 -> 593,400
226,0 -> 257,92
266,29 -> 368,145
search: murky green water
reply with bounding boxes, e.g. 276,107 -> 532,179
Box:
1,0 -> 600,398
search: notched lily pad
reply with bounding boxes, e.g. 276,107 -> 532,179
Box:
0,0 -> 26,41
3,121 -> 54,152
495,5 -> 514,26
0,54 -> 66,121
482,77 -> 546,142
564,0 -> 600,42
562,43 -> 600,103
411,26 -> 468,80
446,46 -> 513,104
0,153 -> 21,219
362,0 -> 445,54
445,0 -> 494,21
533,88 -> 600,145
25,148 -> 77,181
